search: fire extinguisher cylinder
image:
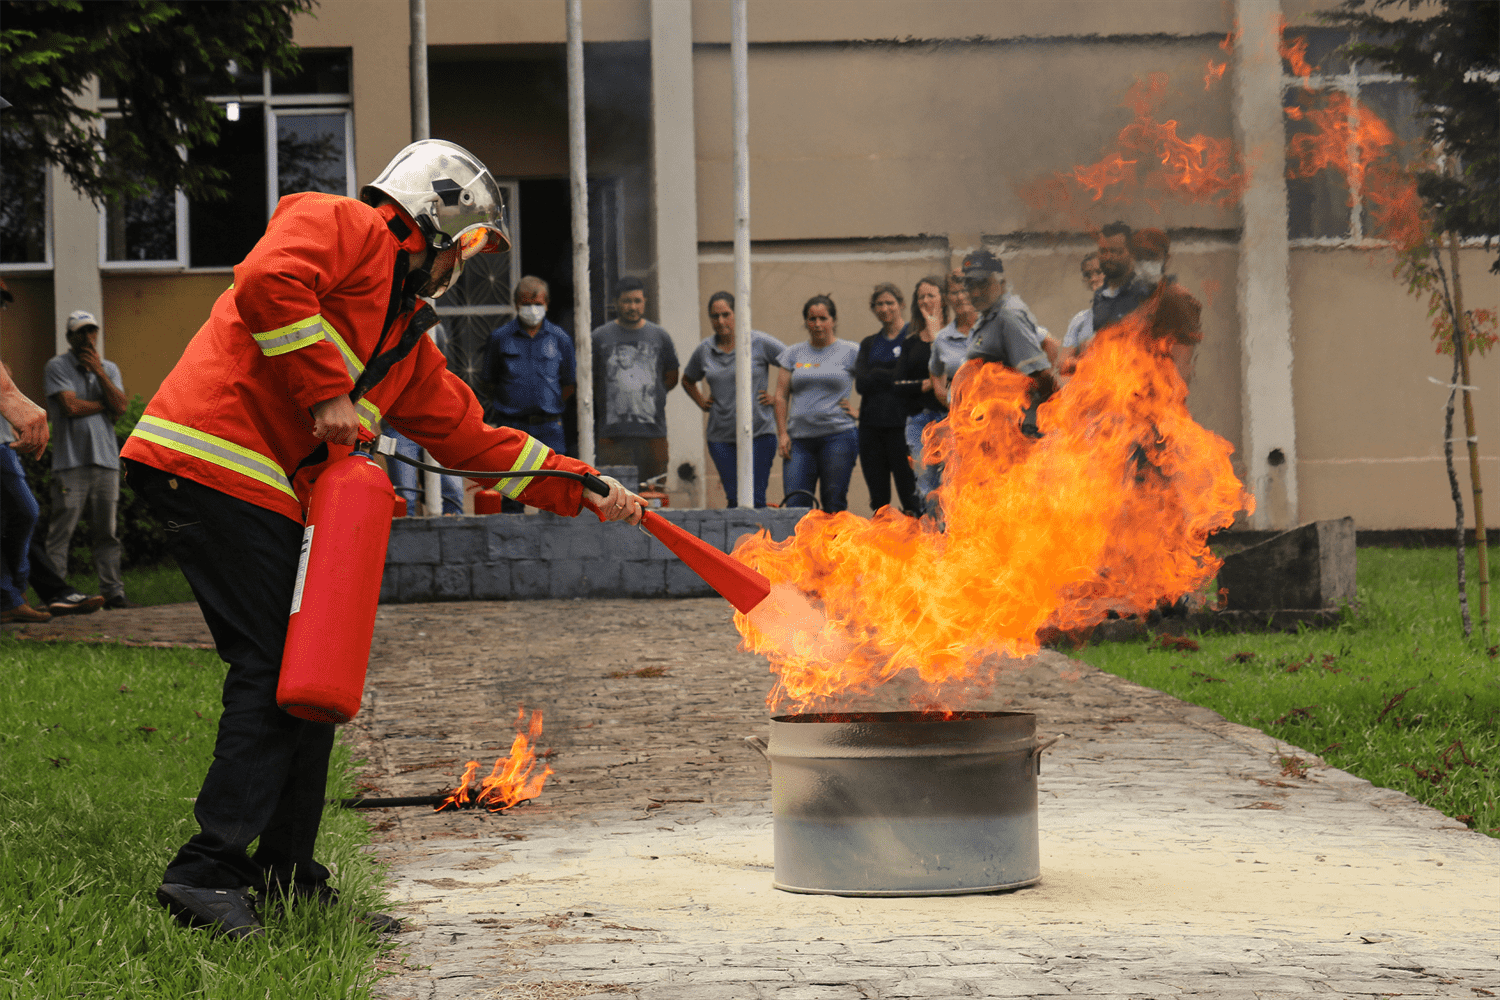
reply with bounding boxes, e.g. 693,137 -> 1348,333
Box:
277,453 -> 397,723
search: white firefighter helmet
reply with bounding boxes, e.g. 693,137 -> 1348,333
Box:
362,139 -> 510,297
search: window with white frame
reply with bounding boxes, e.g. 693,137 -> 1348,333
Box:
99,48 -> 353,269
1281,27 -> 1423,243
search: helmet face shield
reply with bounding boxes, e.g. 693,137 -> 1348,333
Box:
457,223 -> 507,261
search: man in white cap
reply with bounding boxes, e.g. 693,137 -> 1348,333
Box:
42,310 -> 131,608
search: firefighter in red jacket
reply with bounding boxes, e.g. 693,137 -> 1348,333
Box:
122,140 -> 643,940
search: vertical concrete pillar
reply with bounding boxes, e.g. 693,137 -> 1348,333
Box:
50,78 -> 102,357
1232,0 -> 1298,529
650,0 -> 705,506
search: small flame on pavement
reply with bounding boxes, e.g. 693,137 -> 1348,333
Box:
437,706 -> 554,812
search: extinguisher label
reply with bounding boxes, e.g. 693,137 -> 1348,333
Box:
290,524 -> 314,616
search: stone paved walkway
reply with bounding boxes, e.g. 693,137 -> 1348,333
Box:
351,600 -> 1500,1000
12,600 -> 1497,998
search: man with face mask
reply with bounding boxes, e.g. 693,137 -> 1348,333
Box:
481,275 -> 577,512
119,140 -> 644,941
1130,228 -> 1202,385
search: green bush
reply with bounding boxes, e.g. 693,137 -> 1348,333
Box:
21,394 -> 172,572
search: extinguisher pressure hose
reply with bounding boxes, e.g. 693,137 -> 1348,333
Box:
374,435 -> 612,497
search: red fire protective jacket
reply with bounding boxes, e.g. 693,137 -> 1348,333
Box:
122,192 -> 591,523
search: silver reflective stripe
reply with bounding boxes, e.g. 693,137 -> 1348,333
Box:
356,397 -> 382,433
497,434 -> 548,499
252,316 -> 327,357
131,416 -> 297,500
324,327 -> 364,381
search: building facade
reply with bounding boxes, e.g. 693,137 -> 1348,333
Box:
1,0 -> 1493,528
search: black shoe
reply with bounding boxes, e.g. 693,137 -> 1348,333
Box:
48,592 -> 106,615
157,883 -> 264,940
102,595 -> 138,610
260,880 -> 403,934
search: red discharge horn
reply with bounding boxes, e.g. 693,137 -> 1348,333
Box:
277,452 -> 395,723
637,508 -> 771,614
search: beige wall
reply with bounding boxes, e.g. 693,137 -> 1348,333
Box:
1290,246 -> 1499,529
692,39 -> 1237,244
0,275 -> 56,405
100,275 -> 231,408
692,0 -> 1231,42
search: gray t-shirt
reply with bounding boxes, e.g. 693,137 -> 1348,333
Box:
592,320 -> 680,439
776,339 -> 859,438
964,306 -> 1049,375
682,330 -> 785,442
44,352 -> 123,471
929,320 -> 974,382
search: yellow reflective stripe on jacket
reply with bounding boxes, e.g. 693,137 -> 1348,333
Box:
250,316 -> 365,384
356,397 -> 382,434
252,315 -> 327,357
324,327 -> 364,381
497,434 -> 549,499
131,416 -> 297,500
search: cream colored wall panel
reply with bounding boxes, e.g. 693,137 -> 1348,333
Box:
1291,247 -> 1498,527
423,0 -> 649,44
1299,458 -> 1500,529
693,42 -> 1236,242
101,275 -> 235,403
1291,248 -> 1499,462
691,0 -> 1231,44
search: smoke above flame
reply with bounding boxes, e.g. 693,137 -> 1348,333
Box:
438,706 -> 553,812
735,312 -> 1252,713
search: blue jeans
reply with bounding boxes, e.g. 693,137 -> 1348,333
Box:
387,429 -> 464,515
906,409 -> 945,516
707,435 -> 777,508
494,419 -> 567,513
0,446 -> 39,610
784,429 -> 859,513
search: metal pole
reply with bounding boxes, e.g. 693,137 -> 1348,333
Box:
409,0 -> 429,141
410,0 -> 441,513
731,0 -> 753,509
568,0 -> 595,467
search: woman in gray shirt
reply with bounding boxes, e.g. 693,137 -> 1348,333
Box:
773,295 -> 861,513
681,291 -> 785,507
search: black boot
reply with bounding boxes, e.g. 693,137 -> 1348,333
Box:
157,883 -> 263,940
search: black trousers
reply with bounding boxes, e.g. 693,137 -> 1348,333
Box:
125,460 -> 335,890
858,425 -> 919,514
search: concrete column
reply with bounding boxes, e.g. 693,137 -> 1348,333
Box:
50,78 -> 103,357
1232,0 -> 1298,530
650,0 -> 704,506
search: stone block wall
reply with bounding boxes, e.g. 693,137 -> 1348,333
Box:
379,508 -> 807,603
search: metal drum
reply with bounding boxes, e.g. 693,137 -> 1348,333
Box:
751,710 -> 1052,897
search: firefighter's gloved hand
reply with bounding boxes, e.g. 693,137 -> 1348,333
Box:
582,475 -> 645,527
311,395 -> 360,446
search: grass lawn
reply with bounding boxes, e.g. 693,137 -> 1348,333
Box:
0,639 -> 392,999
28,561 -> 196,609
1072,545 -> 1500,837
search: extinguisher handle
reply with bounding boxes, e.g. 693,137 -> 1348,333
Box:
580,472 -> 612,497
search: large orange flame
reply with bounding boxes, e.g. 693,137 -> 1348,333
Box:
437,706 -> 554,812
734,311 -> 1252,713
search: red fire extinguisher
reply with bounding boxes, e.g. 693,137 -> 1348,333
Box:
276,451 -> 396,723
